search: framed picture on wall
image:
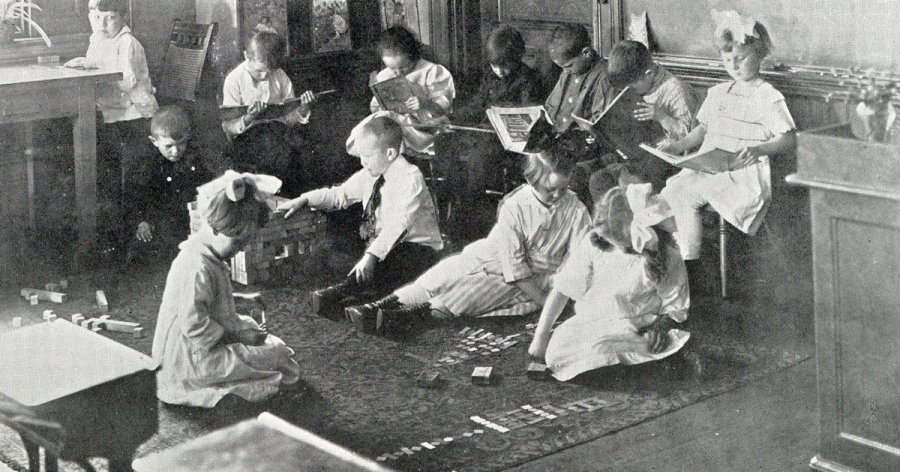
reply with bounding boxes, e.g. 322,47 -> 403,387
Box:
311,0 -> 352,53
379,0 -> 430,45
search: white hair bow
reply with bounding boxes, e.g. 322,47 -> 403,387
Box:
712,9 -> 758,44
196,170 -> 282,213
625,183 -> 673,252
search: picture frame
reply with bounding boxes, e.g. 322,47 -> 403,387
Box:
310,0 -> 352,53
378,0 -> 429,45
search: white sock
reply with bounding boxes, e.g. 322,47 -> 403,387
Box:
395,284 -> 430,306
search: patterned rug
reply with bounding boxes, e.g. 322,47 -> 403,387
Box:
0,259 -> 809,472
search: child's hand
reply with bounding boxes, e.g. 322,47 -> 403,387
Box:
657,139 -> 681,154
528,333 -> 550,362
642,315 -> 673,354
299,90 -> 316,106
135,222 -> 154,242
634,101 -> 663,122
64,57 -> 86,68
734,146 -> 762,168
237,326 -> 268,346
348,253 -> 378,284
244,101 -> 267,124
277,195 -> 309,219
405,96 -> 422,112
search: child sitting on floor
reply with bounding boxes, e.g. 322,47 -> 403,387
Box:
278,114 -> 443,316
221,31 -> 317,194
658,13 -> 796,283
369,26 -> 455,155
435,24 -> 545,240
121,105 -> 213,263
601,40 -> 701,191
527,181 -> 694,381
152,171 -> 300,407
344,146 -> 590,336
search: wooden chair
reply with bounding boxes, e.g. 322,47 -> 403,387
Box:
710,210 -> 786,299
155,20 -> 215,102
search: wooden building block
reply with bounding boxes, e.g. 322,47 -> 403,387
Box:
471,366 -> 494,386
42,310 -> 56,321
526,362 -> 551,380
29,294 -> 39,305
45,283 -> 61,292
11,317 -> 22,328
80,319 -> 92,329
416,371 -> 441,389
96,290 -> 109,313
100,319 -> 141,334
71,313 -> 85,325
132,327 -> 144,339
21,288 -> 67,304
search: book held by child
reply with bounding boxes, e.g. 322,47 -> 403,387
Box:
485,105 -> 546,154
637,145 -> 749,174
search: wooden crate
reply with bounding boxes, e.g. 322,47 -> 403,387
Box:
187,197 -> 327,285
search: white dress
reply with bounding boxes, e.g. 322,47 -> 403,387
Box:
152,237 -> 301,407
369,59 -> 455,154
412,186 -> 590,317
545,234 -> 691,381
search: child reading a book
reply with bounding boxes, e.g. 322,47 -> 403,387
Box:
121,105 -> 213,264
602,40 -> 701,190
658,13 -> 796,278
152,172 -> 300,407
221,31 -> 317,194
436,24 -> 545,240
542,23 -> 616,205
527,182 -> 695,381
65,0 -> 159,251
369,26 -> 456,155
277,114 -> 443,317
344,146 -> 590,336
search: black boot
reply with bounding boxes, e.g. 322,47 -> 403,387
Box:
344,295 -> 401,333
311,278 -> 357,316
377,302 -> 430,335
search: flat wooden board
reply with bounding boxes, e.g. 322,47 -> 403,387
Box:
0,319 -> 158,406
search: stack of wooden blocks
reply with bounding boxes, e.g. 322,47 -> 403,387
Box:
188,196 -> 327,285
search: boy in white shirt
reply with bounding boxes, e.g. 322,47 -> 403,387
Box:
279,114 -> 443,316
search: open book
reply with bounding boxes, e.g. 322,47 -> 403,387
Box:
485,105 -> 546,153
370,75 -> 417,114
571,86 -> 666,160
638,145 -> 751,173
220,97 -> 310,123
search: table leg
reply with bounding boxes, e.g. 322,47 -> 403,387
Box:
73,82 -> 98,264
44,452 -> 59,472
20,436 -> 39,472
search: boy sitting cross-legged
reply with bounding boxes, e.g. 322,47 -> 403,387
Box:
278,114 -> 444,316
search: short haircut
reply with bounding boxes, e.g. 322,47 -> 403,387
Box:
607,40 -> 653,89
150,105 -> 191,140
522,146 -> 576,185
485,25 -> 526,67
247,31 -> 286,69
549,23 -> 591,60
361,116 -> 403,153
96,0 -> 127,16
716,21 -> 772,58
378,26 -> 421,62
204,188 -> 269,238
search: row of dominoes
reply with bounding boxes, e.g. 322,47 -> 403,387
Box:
432,328 -> 522,366
469,415 -> 510,433
375,429 -> 486,462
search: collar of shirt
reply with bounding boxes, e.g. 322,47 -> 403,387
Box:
644,65 -> 669,96
109,25 -> 132,41
380,155 -> 412,183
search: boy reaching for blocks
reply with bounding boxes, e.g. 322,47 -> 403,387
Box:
278,114 -> 443,316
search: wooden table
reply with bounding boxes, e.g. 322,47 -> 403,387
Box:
0,319 -> 159,472
788,123 -> 900,472
0,64 -> 121,260
133,412 -> 393,472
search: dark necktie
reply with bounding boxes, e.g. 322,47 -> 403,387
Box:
360,175 -> 385,244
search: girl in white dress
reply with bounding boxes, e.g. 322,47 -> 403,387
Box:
528,183 -> 691,381
659,13 -> 796,263
345,148 -> 590,335
152,172 -> 300,407
369,26 -> 456,154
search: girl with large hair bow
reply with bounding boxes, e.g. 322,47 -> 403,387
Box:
152,171 -> 300,407
528,182 -> 700,381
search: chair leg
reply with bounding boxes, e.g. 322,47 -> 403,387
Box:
21,436 -> 39,472
718,215 -> 728,299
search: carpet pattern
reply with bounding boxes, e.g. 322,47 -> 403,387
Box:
0,261 -> 809,472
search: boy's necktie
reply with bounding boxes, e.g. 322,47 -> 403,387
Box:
360,175 -> 385,245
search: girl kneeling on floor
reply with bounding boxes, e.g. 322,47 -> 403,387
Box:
152,171 -> 300,407
528,182 -> 695,381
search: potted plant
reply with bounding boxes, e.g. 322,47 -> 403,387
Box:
839,67 -> 898,142
0,0 -> 51,47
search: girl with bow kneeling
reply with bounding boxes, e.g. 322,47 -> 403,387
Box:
152,171 -> 300,407
528,182 -> 699,382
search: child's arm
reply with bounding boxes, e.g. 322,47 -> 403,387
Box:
641,246 -> 690,353
413,64 -> 455,117
734,130 -> 797,167
279,170 -> 368,217
660,123 -> 706,154
527,289 -> 569,361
